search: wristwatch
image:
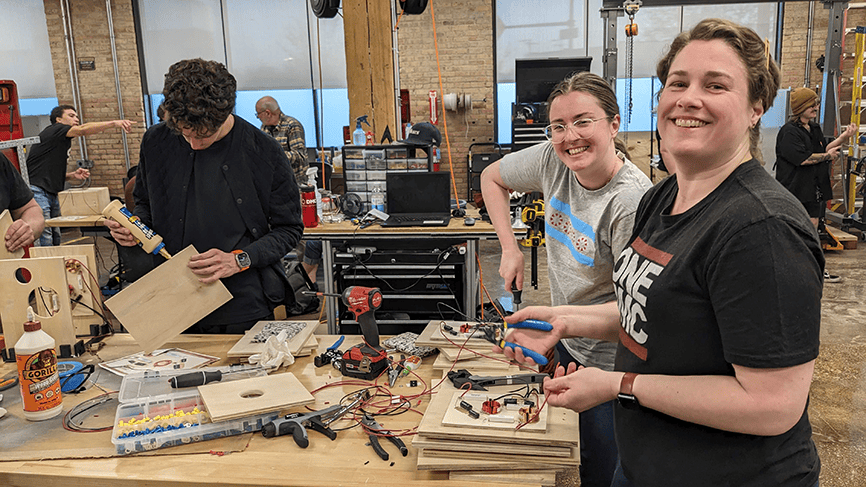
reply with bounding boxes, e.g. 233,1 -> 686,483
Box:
232,250 -> 251,272
617,372 -> 640,410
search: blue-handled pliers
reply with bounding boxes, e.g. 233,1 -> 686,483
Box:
477,319 -> 553,365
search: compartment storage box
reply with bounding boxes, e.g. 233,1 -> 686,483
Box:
345,170 -> 366,181
346,181 -> 367,193
343,147 -> 365,159
345,158 -> 366,170
367,181 -> 387,192
385,146 -> 408,159
364,150 -> 386,170
111,390 -> 277,454
407,158 -> 428,170
366,170 -> 387,181
387,160 -> 408,170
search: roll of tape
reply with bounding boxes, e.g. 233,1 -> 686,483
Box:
58,361 -> 85,393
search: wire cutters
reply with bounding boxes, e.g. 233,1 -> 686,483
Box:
360,414 -> 408,461
477,319 -> 553,365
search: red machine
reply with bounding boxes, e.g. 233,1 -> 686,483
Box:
0,80 -> 24,170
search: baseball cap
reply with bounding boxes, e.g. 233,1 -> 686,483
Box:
402,122 -> 441,147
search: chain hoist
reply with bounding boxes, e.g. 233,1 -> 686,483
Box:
623,0 -> 641,143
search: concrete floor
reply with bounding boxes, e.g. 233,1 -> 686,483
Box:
78,228 -> 864,486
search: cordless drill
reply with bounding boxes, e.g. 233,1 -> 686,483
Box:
307,286 -> 389,380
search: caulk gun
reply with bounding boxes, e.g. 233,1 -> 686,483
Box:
102,200 -> 172,259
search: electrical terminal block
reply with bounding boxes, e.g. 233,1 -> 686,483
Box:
481,399 -> 500,415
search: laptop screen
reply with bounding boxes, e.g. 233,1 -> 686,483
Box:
386,172 -> 451,215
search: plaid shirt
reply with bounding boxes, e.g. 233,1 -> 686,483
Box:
262,113 -> 308,183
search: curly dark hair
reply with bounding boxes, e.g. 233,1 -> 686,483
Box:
50,105 -> 76,124
162,59 -> 236,137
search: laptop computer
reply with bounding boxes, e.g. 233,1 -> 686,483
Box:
380,172 -> 452,227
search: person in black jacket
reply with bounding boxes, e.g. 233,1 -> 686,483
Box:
106,59 -> 303,333
775,86 -> 855,282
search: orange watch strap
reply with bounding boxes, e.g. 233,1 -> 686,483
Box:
620,372 -> 638,396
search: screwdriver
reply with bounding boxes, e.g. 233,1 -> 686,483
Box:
168,366 -> 264,388
511,283 -> 522,312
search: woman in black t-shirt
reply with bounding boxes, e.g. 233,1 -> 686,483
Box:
496,19 -> 822,487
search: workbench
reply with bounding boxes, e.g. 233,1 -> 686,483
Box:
0,333 -> 521,487
303,217 -> 500,334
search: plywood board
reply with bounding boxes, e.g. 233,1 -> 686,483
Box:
226,320 -> 317,359
416,449 -> 569,472
0,209 -> 24,260
0,257 -> 76,355
439,345 -> 503,363
441,391 -> 548,432
412,434 -> 572,458
104,245 -> 232,353
198,372 -> 315,422
30,244 -> 103,335
420,447 -> 578,466
416,319 -> 490,348
58,187 -> 110,216
450,470 -> 557,487
432,353 -> 521,374
417,382 -> 579,447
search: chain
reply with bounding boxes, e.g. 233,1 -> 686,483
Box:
624,17 -> 635,145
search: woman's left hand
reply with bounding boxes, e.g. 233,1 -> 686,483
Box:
542,363 -> 621,412
844,123 -> 857,138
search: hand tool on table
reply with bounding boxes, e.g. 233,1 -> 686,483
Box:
388,354 -> 406,387
314,335 -> 345,368
0,371 -> 18,391
475,319 -> 553,365
102,200 -> 172,259
447,369 -> 548,392
262,390 -> 369,447
360,414 -> 408,461
168,365 -> 266,388
303,286 -> 388,380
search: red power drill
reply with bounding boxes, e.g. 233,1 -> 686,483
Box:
313,286 -> 389,380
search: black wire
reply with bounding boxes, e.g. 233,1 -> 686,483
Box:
71,296 -> 109,323
350,247 -> 454,293
63,391 -> 118,432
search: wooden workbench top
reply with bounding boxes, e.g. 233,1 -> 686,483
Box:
0,333 -> 527,487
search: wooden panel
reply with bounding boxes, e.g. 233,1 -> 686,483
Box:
450,470 -> 557,487
421,447 -> 578,466
0,209 -> 24,260
344,0 -> 374,128
417,381 -> 579,447
58,187 -> 110,216
30,244 -> 103,335
368,0 -> 397,136
198,372 -> 315,422
432,352 -> 520,374
0,257 -> 76,355
412,435 -> 572,458
441,391 -> 548,432
416,449 -> 569,471
104,245 -> 232,353
226,320 -> 318,359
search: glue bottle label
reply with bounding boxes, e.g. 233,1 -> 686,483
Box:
17,348 -> 62,413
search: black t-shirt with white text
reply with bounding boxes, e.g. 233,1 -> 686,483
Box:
613,160 -> 822,487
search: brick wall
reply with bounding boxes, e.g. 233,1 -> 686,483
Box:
397,0 -> 496,202
42,0 -> 145,199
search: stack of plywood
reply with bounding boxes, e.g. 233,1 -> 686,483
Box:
416,320 -> 524,376
414,380 -> 579,487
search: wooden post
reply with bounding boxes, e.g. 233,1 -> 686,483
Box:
343,0 -> 398,141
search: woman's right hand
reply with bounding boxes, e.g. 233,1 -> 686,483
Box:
103,218 -> 138,247
499,247 -> 525,294
494,305 -> 565,365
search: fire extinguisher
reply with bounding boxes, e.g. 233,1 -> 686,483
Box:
300,183 -> 318,228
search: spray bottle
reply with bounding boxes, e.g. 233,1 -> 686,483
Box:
353,115 -> 370,146
15,307 -> 63,421
307,166 -> 324,222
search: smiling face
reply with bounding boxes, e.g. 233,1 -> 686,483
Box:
657,39 -> 763,173
548,90 -> 619,174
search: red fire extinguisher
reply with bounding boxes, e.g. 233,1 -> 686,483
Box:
300,183 -> 318,228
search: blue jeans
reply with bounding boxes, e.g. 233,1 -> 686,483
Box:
303,240 -> 323,265
555,342 -> 618,487
610,461 -> 821,487
30,185 -> 61,246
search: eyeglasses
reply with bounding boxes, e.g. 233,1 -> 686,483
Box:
544,117 -> 610,143
256,109 -> 269,119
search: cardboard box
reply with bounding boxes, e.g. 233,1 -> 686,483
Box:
59,187 -> 110,216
